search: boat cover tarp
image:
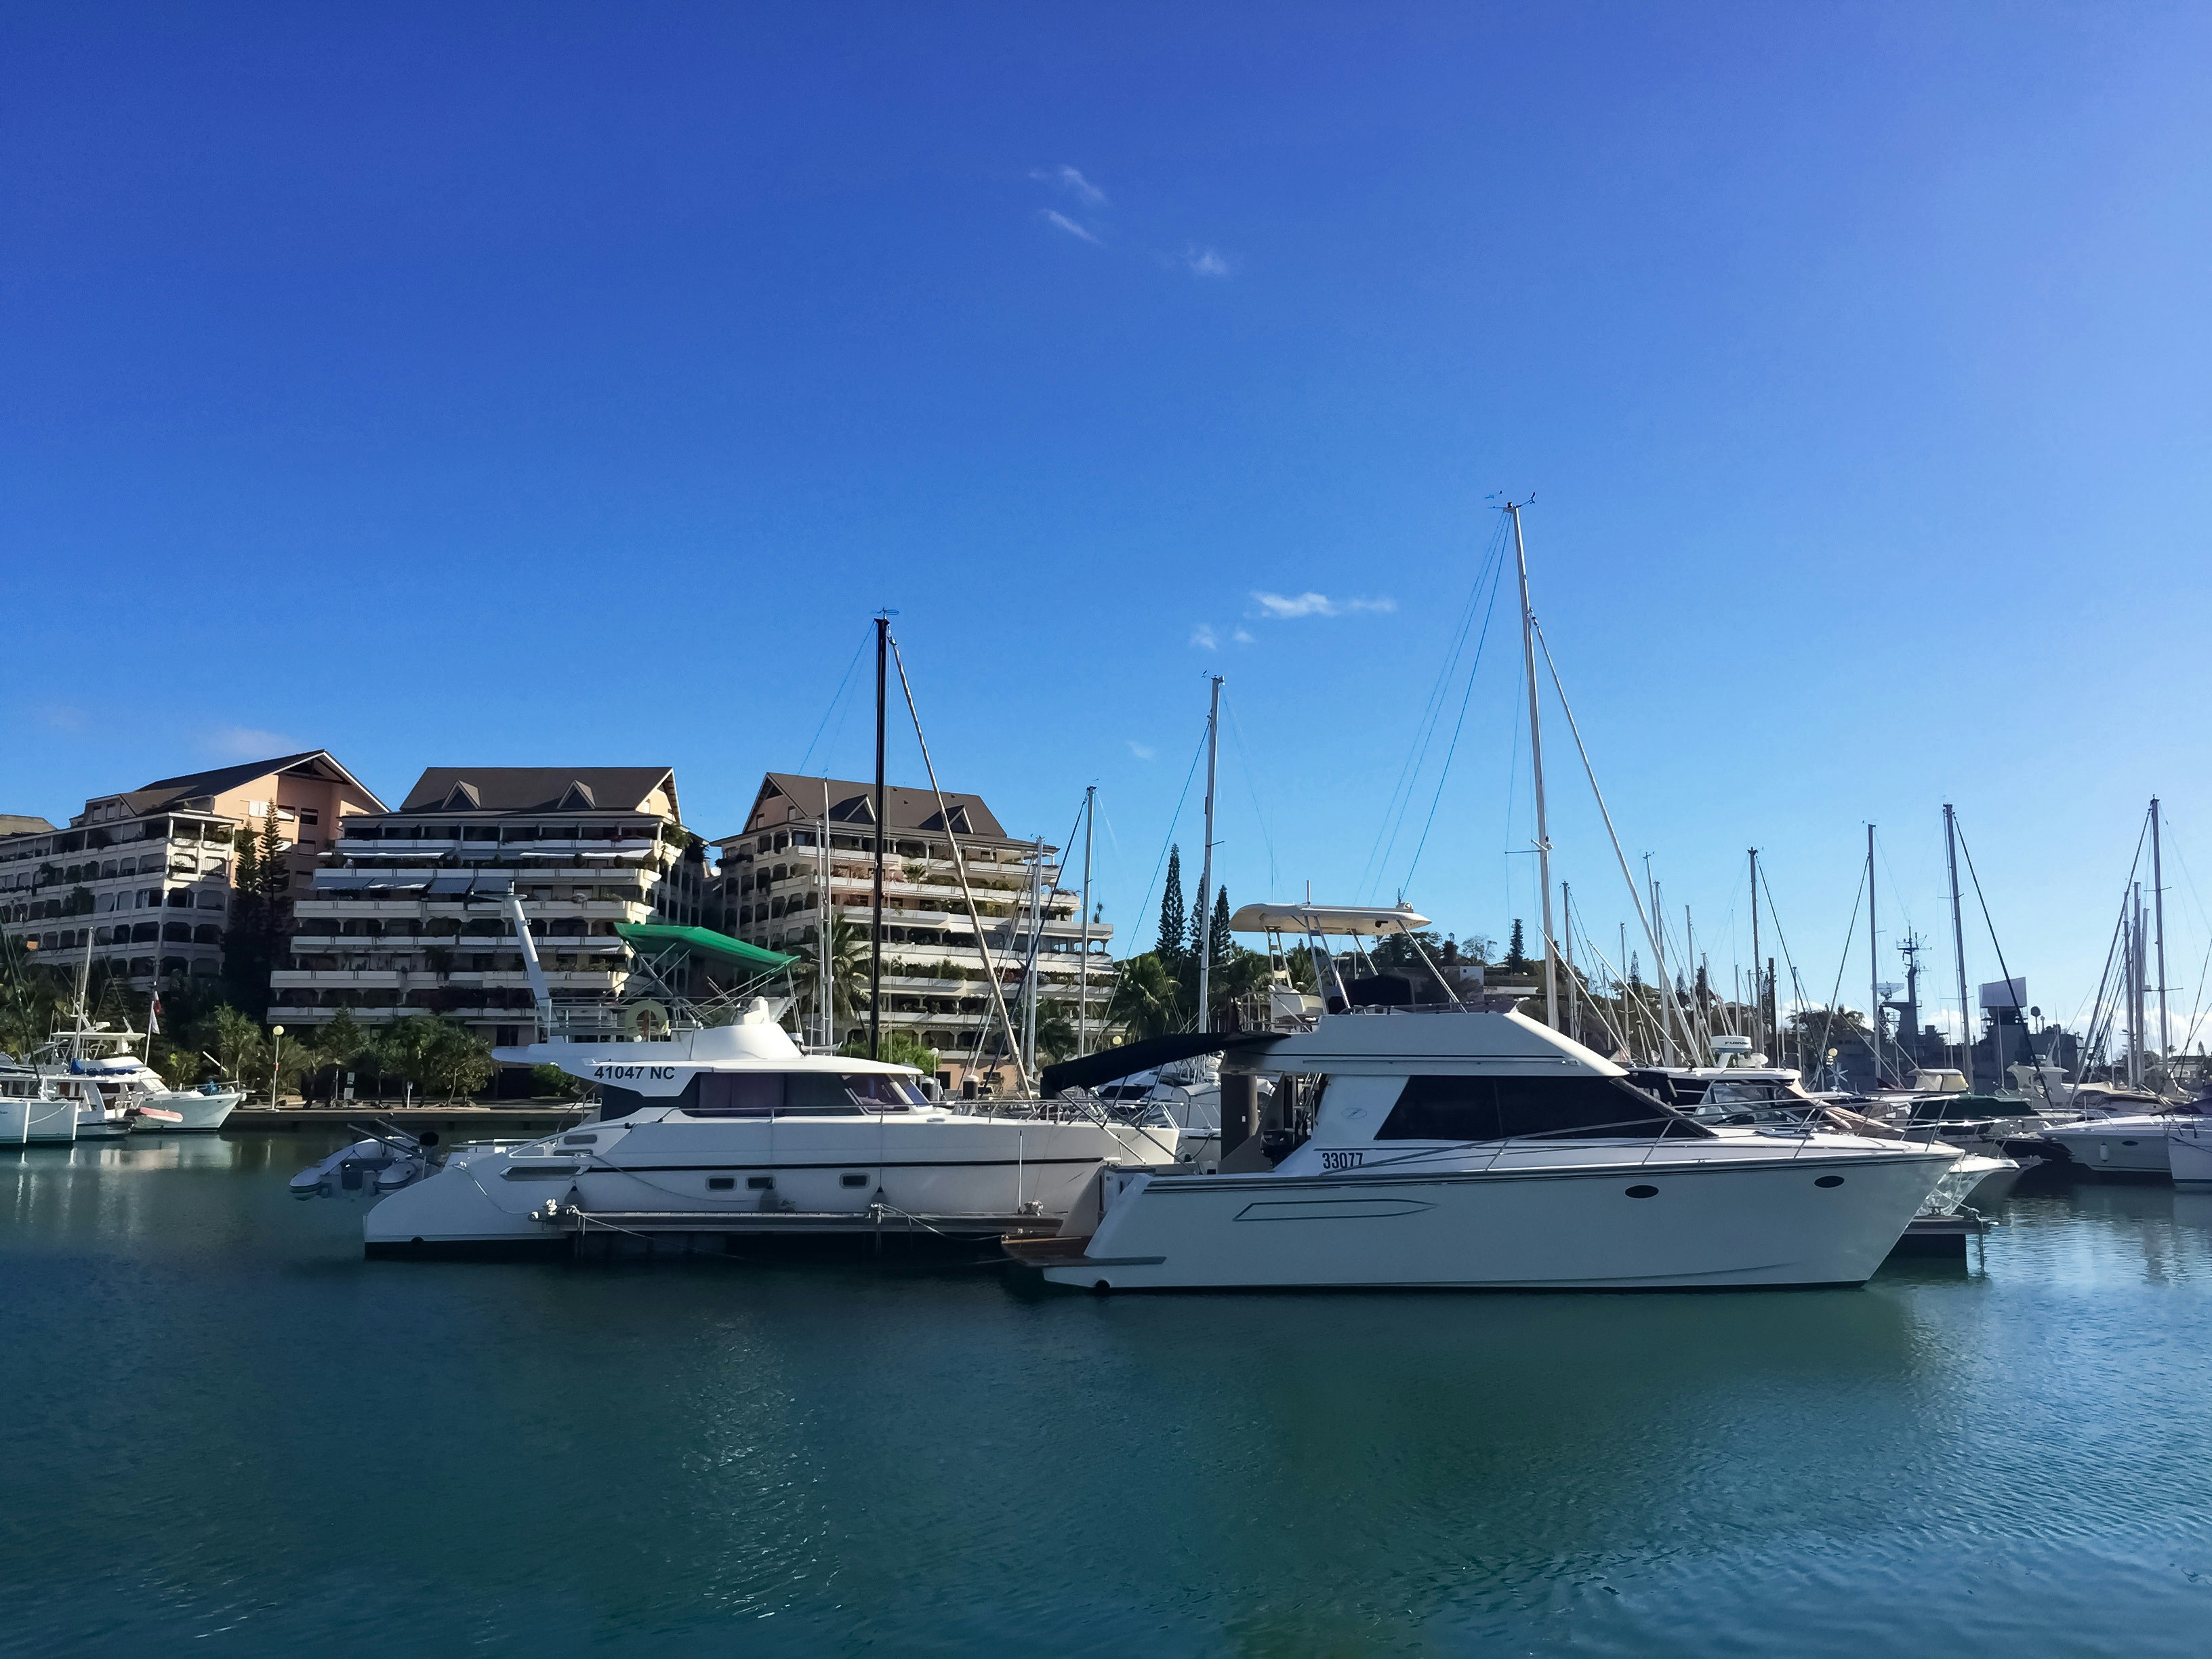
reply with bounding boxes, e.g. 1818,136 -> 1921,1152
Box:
614,922 -> 798,970
1040,1032 -> 1277,1097
1227,901 -> 1430,937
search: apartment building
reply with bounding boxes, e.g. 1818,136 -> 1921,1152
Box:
714,772 -> 1112,1061
274,766 -> 712,1043
0,753 -> 382,989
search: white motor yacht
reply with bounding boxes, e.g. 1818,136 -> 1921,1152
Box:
2043,1094 -> 2211,1176
26,1031 -> 243,1134
358,999 -> 1179,1254
1,1065 -> 81,1144
335,897 -> 1178,1254
1020,1009 -> 1957,1292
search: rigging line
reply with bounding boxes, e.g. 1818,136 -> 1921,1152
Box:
1525,618 -> 1677,1058
1374,525 -> 1511,895
886,637 -> 1032,1092
2078,815 -> 2154,1070
1949,815 -> 2057,1107
1219,691 -> 1279,895
1813,858 -> 1870,1086
1756,861 -> 1811,1027
1359,517 -> 1510,898
1128,722 -> 1212,956
1401,547 -> 1510,896
797,626 -> 874,775
2077,885 -> 2133,1076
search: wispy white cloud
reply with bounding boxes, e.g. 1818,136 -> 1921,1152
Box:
1233,628 -> 1256,645
1031,164 -> 1107,207
1189,623 -> 1218,649
206,724 -> 298,759
1041,209 -> 1101,245
1185,245 -> 1233,278
1250,591 -> 1396,619
1127,741 -> 1157,761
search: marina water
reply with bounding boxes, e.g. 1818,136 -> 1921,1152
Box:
5,1133 -> 2210,1657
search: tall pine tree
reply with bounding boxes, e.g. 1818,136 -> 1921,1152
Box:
1210,887 -> 1231,971
1504,918 -> 1528,973
1155,846 -> 1185,964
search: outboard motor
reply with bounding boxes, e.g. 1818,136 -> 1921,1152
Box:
290,1125 -> 438,1200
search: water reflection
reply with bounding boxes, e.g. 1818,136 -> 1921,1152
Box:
5,1146 -> 2212,1656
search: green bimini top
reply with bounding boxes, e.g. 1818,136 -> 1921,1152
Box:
614,922 -> 799,971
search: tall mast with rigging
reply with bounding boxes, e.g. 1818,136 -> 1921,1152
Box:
1866,825 -> 1881,1089
1078,785 -> 1094,1058
1748,848 -> 1762,1059
1506,502 -> 1559,1029
2152,797 -> 2169,1077
869,614 -> 888,1061
1944,804 -> 1972,1091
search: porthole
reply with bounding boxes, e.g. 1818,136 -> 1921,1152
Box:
841,1173 -> 870,1188
706,1176 -> 734,1191
1815,1174 -> 1845,1188
1624,1184 -> 1659,1199
2121,1140 -> 2139,1148
747,1176 -> 775,1190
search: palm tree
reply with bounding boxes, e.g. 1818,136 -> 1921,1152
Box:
1109,954 -> 1181,1042
792,916 -> 870,1038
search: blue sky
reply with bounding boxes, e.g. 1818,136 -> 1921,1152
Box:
5,5 -> 2209,1051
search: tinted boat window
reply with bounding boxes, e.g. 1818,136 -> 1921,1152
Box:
1376,1074 -> 1695,1142
689,1073 -> 779,1116
845,1073 -> 924,1109
784,1073 -> 866,1115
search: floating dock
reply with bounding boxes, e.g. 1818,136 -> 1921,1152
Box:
1887,1211 -> 1996,1260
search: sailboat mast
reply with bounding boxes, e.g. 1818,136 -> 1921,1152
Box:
1748,848 -> 1761,1058
1561,881 -> 1580,1044
1507,502 -> 1559,1029
2152,797 -> 2169,1073
1866,825 -> 1881,1089
869,615 -> 888,1061
1944,804 -> 1972,1091
1078,785 -> 1094,1059
1194,674 -> 1223,1034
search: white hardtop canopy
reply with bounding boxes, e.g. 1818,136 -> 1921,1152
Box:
1225,1008 -> 1624,1078
1228,902 -> 1431,938
492,1007 -> 922,1081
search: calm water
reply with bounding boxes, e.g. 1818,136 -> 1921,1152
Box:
5,1136 -> 2211,1657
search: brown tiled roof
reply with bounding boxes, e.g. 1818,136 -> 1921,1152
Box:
115,751 -> 384,815
741,773 -> 1010,841
398,766 -> 678,818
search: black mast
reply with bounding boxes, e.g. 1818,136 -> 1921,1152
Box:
869,614 -> 888,1059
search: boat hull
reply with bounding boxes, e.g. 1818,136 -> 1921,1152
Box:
2043,1120 -> 2173,1175
360,1115 -> 1179,1252
1,1096 -> 81,1143
1041,1145 -> 1954,1291
136,1089 -> 242,1132
2168,1128 -> 2212,1187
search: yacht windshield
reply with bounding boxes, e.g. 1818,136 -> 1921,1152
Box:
1374,1074 -> 1705,1142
